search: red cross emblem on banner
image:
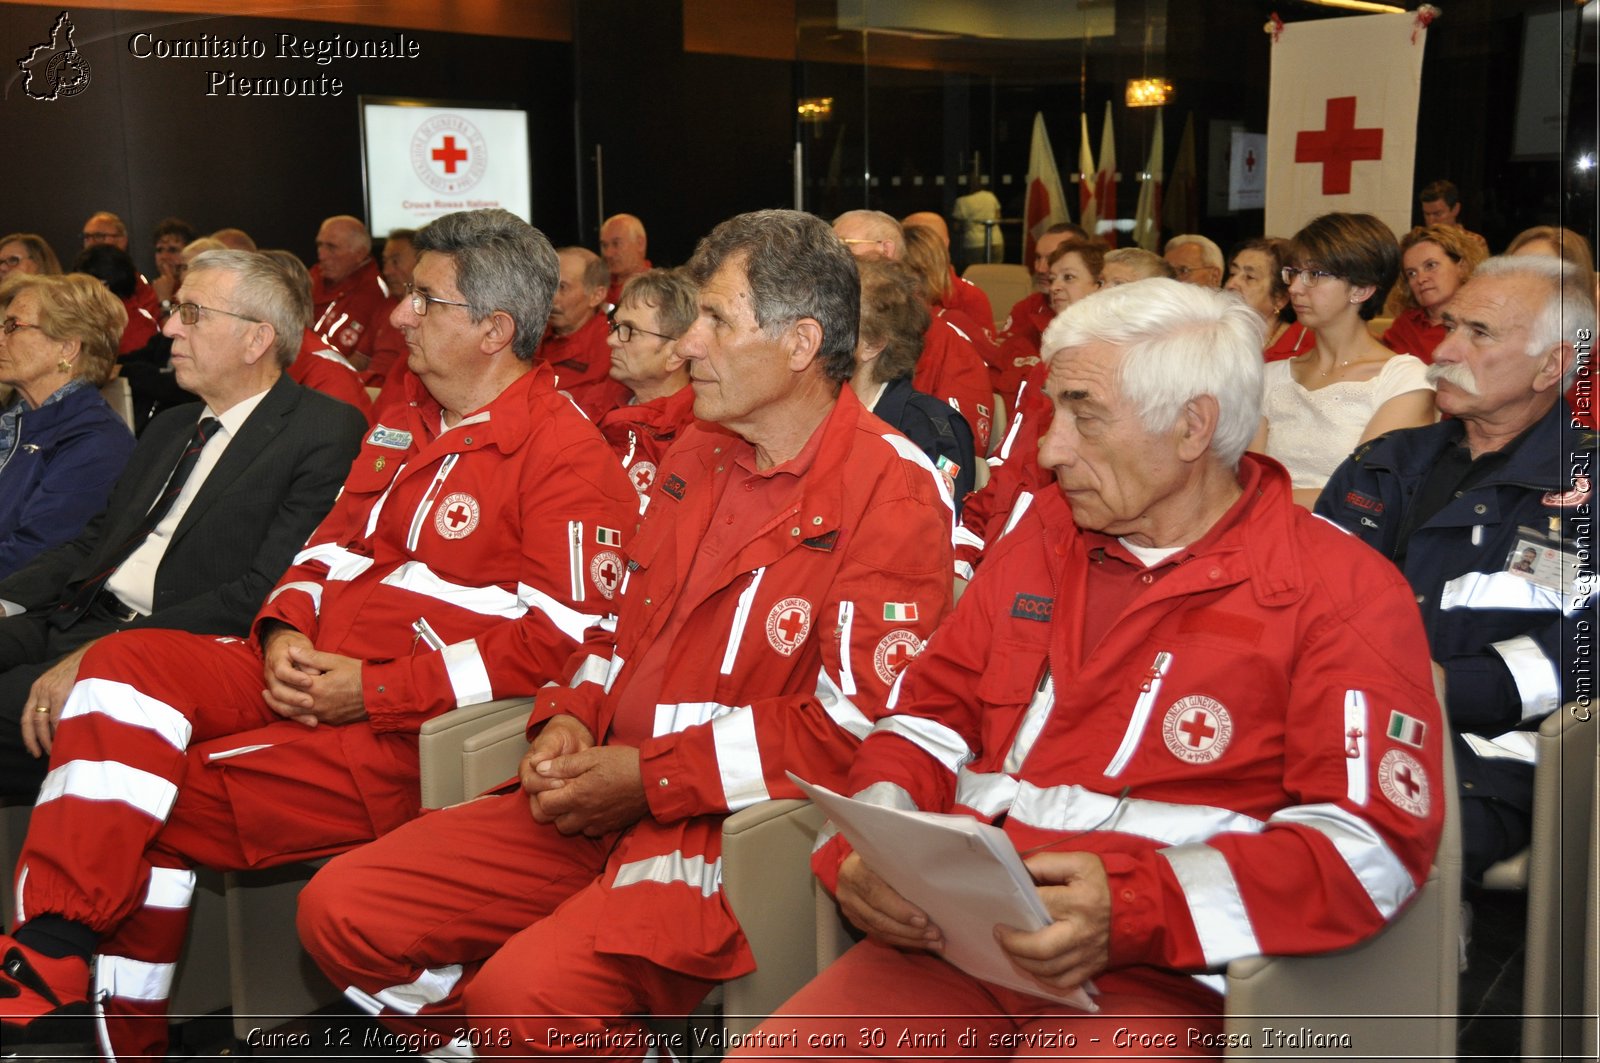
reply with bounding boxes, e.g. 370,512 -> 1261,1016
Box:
432,135 -> 469,174
1295,96 -> 1383,196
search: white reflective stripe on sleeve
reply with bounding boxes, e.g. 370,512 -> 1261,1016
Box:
1158,844 -> 1261,968
292,542 -> 375,582
613,852 -> 723,897
1000,491 -> 1035,537
266,581 -> 324,614
96,954 -> 176,1003
720,567 -> 766,676
1344,690 -> 1369,806
1192,973 -> 1228,996
517,582 -> 609,643
814,666 -> 874,741
1003,672 -> 1054,773
953,559 -> 975,582
442,640 -> 493,707
567,520 -> 585,603
653,701 -> 744,737
406,454 -> 461,552
836,601 -> 857,696
1490,635 -> 1562,721
997,402 -> 1026,460
871,714 -> 973,774
954,525 -> 985,551
382,562 -> 525,618
880,433 -> 955,517
144,866 -> 196,910
1439,570 -> 1577,614
712,710 -> 771,811
568,653 -> 611,689
345,985 -> 384,1015
603,653 -> 626,694
955,769 -> 1019,818
38,760 -> 178,821
370,964 -> 465,1015
1008,783 -> 1266,845
59,678 -> 192,752
851,779 -> 920,810
1268,803 -> 1416,919
14,865 -> 26,923
1462,730 -> 1538,763
884,666 -> 909,710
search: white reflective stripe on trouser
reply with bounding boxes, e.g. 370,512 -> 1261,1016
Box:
612,852 -> 722,897
441,639 -> 494,707
1157,844 -> 1261,969
1439,569 -> 1583,614
266,580 -> 324,614
96,954 -> 176,1003
59,678 -> 193,752
712,710 -> 770,811
37,760 -> 178,822
1268,803 -> 1415,919
869,714 -> 973,774
381,561 -> 525,618
517,582 -> 609,643
344,964 -> 466,1016
292,542 -> 375,582
1490,634 -> 1562,721
143,866 -> 196,910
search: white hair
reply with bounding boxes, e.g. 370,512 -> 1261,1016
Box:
1040,277 -> 1265,467
1164,233 -> 1224,272
1470,255 -> 1596,390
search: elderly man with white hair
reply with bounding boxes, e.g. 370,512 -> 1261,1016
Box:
1318,254 -> 1596,881
1164,233 -> 1224,288
735,278 -> 1444,1057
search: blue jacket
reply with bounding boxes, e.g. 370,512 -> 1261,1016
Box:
0,384 -> 135,578
1316,401 -> 1593,737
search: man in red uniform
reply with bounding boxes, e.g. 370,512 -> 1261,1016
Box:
735,278 -> 1444,1056
545,246 -> 628,420
599,213 -> 652,307
0,209 -> 639,1057
310,214 -> 400,373
596,269 -> 697,503
82,212 -> 162,332
991,222 -> 1083,399
297,209 -> 957,1057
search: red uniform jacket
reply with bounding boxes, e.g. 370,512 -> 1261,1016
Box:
1264,321 -> 1313,363
953,361 -> 1052,580
311,258 -> 393,366
525,388 -> 955,980
289,329 -> 374,423
255,365 -> 638,833
542,312 -> 629,420
914,316 -> 993,449
1380,307 -> 1443,364
938,267 -> 996,335
596,384 -> 697,502
118,280 -> 162,355
991,290 -> 1054,399
817,458 -> 1443,980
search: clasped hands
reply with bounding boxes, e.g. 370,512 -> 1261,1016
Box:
260,622 -> 367,726
518,713 -> 648,837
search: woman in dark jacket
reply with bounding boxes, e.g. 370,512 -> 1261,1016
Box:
0,272 -> 135,577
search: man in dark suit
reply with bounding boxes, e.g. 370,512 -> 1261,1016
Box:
0,249 -> 365,795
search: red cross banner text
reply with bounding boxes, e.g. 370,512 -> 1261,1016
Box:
1265,12 -> 1429,238
361,100 -> 533,234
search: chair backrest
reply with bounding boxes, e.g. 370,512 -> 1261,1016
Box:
101,376 -> 135,430
961,264 -> 1033,319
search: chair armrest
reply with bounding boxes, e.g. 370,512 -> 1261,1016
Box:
460,716 -> 535,801
418,697 -> 533,809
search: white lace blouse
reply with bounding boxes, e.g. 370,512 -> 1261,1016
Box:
1261,354 -> 1433,489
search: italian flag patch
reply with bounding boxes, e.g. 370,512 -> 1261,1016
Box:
596,527 -> 623,547
1387,711 -> 1426,749
883,603 -> 919,622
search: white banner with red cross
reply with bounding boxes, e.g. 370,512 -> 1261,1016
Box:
1265,11 -> 1431,238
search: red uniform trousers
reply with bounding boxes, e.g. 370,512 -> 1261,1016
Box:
731,939 -> 1223,1061
299,789 -> 716,1059
14,629 -> 410,1059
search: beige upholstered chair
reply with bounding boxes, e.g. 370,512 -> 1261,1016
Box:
961,263 -> 1033,319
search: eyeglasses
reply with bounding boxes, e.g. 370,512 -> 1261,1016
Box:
1280,267 -> 1343,288
403,282 -> 472,317
0,256 -> 24,270
606,309 -> 676,344
82,231 -> 121,244
1,317 -> 44,336
1171,264 -> 1218,279
170,302 -> 264,326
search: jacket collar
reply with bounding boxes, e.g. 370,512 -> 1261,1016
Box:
1356,400 -> 1580,491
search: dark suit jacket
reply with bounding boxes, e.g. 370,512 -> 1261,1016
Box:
0,373 -> 366,636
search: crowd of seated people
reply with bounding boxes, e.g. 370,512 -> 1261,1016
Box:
0,189 -> 1590,1060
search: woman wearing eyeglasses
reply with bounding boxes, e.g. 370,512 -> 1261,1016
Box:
1250,212 -> 1435,509
0,234 -> 63,280
0,273 -> 135,577
1380,224 -> 1486,363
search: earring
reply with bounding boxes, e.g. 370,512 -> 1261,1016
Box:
57,357 -> 72,373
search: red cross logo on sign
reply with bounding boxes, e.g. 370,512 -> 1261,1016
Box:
432,135 -> 468,174
765,597 -> 812,656
873,630 -> 925,685
1378,748 -> 1430,818
433,492 -> 480,540
589,549 -> 623,600
1162,695 -> 1233,765
1295,96 -> 1383,196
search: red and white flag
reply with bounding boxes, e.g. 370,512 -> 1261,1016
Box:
1266,12 -> 1429,237
1077,112 -> 1098,235
1023,112 -> 1071,268
1092,102 -> 1119,247
1133,108 -> 1164,251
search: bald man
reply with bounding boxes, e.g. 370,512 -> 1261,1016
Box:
308,214 -> 401,373
599,213 -> 651,305
904,210 -> 994,333
82,211 -> 161,329
544,246 -> 627,420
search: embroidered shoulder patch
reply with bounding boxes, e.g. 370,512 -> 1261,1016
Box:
660,474 -> 687,501
1011,593 -> 1053,622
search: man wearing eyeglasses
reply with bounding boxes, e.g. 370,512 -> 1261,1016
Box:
82,211 -> 164,337
543,245 -> 628,420
0,213 -> 638,1060
1163,234 -> 1224,289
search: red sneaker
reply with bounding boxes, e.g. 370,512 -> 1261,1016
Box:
0,935 -> 90,1035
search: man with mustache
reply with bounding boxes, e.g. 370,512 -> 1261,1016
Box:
1318,255 -> 1596,881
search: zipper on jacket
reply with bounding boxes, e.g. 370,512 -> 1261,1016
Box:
835,601 -> 857,695
720,567 -> 767,675
405,453 -> 460,552
413,616 -> 445,652
1103,650 -> 1173,778
568,520 -> 586,602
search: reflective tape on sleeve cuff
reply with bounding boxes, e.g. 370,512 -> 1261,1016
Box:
1158,844 -> 1261,968
870,715 -> 973,774
1489,635 -> 1562,721
1440,570 -> 1579,614
442,639 -> 494,707
266,581 -> 323,614
712,710 -> 771,811
1268,803 -> 1415,919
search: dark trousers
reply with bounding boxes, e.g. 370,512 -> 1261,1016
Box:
0,610 -> 123,798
